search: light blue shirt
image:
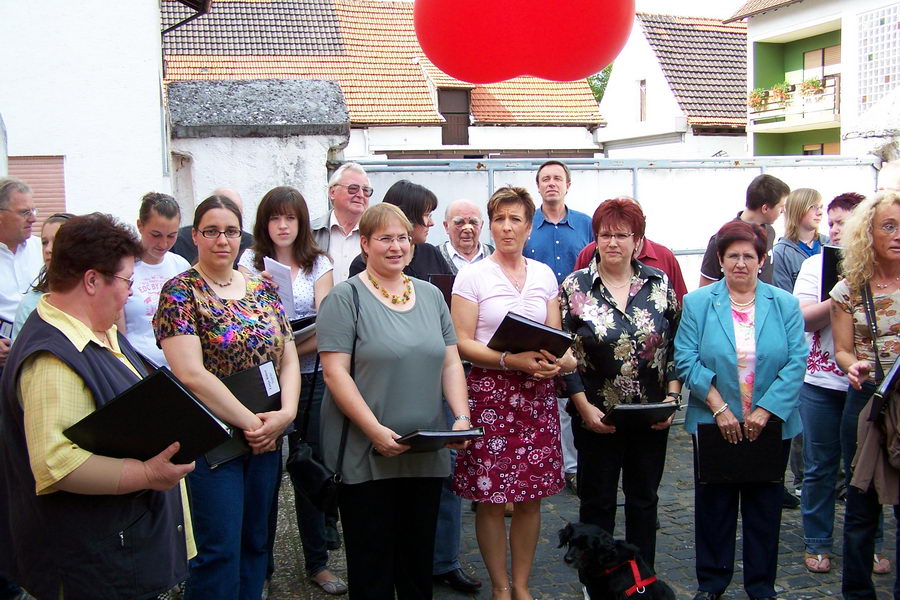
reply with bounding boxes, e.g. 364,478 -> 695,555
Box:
523,206 -> 593,284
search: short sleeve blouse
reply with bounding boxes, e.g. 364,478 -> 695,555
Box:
238,250 -> 333,373
830,279 -> 900,374
153,269 -> 292,378
452,258 -> 559,346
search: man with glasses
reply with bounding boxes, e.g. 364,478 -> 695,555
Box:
438,199 -> 494,274
312,163 -> 373,283
170,187 -> 253,267
0,178 -> 43,367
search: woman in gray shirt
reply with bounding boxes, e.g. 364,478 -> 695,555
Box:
317,203 -> 471,600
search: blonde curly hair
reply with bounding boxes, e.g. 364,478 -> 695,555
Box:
840,190 -> 900,291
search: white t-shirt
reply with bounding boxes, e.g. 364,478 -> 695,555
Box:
124,252 -> 191,367
452,257 -> 558,347
238,250 -> 333,373
793,253 -> 848,391
0,236 -> 43,324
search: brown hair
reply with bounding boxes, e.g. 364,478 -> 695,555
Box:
486,187 -> 535,223
250,186 -> 326,275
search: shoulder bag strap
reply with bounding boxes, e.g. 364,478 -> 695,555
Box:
333,283 -> 360,481
862,284 -> 886,383
297,354 -> 320,438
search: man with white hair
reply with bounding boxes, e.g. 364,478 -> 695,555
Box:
170,187 -> 253,267
311,163 -> 373,284
438,199 -> 494,274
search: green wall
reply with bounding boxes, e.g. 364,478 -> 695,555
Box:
754,128 -> 841,155
754,43 -> 784,88
753,30 -> 841,88
784,30 -> 842,83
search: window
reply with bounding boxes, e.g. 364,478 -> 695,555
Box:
639,79 -> 647,122
438,89 -> 470,145
803,44 -> 841,81
803,142 -> 840,155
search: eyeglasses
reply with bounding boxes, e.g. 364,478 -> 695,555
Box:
372,234 -> 411,245
880,223 -> 900,236
722,252 -> 759,264
451,216 -> 482,227
0,207 -> 38,219
333,183 -> 374,198
597,232 -> 634,244
198,228 -> 242,239
107,274 -> 134,289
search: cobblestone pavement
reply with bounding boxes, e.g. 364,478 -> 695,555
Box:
268,427 -> 897,599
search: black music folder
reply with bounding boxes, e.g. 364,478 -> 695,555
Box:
696,421 -> 784,484
205,361 -> 283,468
487,312 -> 574,358
821,244 -> 842,301
374,428 -> 485,454
428,274 -> 456,307
63,367 -> 231,464
601,401 -> 678,427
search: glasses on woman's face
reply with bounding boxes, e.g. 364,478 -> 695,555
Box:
722,252 -> 759,265
808,204 -> 824,213
372,234 -> 411,245
597,232 -> 633,244
879,222 -> 900,236
198,227 -> 242,239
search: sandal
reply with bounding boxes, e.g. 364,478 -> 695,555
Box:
311,574 -> 348,595
874,554 -> 892,575
804,552 -> 831,573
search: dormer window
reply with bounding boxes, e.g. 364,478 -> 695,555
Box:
438,89 -> 470,145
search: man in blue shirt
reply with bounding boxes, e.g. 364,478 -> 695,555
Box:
523,161 -> 593,491
524,161 -> 593,284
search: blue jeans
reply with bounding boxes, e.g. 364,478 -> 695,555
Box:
288,372 -> 330,577
841,383 -> 899,599
184,450 -> 281,600
800,382 -> 846,553
433,403 -> 462,575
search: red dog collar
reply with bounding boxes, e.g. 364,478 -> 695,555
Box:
601,558 -> 659,596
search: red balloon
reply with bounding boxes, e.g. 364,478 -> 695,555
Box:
414,0 -> 635,84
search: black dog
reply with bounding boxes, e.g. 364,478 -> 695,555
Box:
558,522 -> 676,600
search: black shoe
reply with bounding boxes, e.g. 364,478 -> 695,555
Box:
692,592 -> 722,600
782,486 -> 800,509
324,521 -> 342,550
434,568 -> 482,593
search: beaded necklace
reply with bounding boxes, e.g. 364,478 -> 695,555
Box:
368,273 -> 413,304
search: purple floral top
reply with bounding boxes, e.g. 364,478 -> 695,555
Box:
559,259 -> 680,410
153,269 -> 291,379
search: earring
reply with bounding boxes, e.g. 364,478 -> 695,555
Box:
720,267 -> 724,273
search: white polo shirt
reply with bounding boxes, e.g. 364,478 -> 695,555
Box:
0,236 -> 43,324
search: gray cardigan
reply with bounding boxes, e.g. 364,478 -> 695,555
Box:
772,234 -> 829,292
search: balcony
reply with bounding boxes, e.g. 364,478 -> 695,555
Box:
748,74 -> 841,133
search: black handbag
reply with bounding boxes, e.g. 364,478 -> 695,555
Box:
285,285 -> 359,515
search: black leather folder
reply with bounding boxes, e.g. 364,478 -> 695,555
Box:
821,244 -> 842,301
696,421 -> 783,484
63,367 -> 231,464
600,401 -> 678,427
205,361 -> 283,468
374,427 -> 484,454
487,312 -> 574,358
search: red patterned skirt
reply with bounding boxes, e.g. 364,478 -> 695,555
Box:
452,367 -> 564,503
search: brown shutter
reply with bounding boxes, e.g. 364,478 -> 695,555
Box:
7,156 -> 66,235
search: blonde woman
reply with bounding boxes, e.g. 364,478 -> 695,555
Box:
773,188 -> 828,293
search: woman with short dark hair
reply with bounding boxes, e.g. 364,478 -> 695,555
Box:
676,220 -> 807,600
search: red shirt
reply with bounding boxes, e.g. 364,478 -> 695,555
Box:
574,238 -> 688,303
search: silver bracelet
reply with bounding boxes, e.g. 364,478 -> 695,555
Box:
454,415 -> 471,424
499,351 -> 510,371
712,404 -> 729,418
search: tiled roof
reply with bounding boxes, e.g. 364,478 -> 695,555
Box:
162,0 -> 603,126
723,0 -> 805,23
637,13 -> 747,127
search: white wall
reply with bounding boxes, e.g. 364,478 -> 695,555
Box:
603,131 -> 748,159
344,124 -> 598,159
0,0 -> 171,220
171,134 -> 346,229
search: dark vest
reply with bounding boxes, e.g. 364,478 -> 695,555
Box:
0,309 -> 188,600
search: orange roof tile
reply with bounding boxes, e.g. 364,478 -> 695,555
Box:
162,0 -> 602,126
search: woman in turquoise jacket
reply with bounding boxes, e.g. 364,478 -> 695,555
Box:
675,221 -> 808,600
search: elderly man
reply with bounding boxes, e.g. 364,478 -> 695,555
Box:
0,178 -> 43,368
312,163 -> 372,284
438,199 -> 494,274
170,187 -> 253,266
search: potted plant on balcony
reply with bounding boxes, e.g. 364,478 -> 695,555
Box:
747,88 -> 768,111
800,77 -> 825,96
770,82 -> 792,104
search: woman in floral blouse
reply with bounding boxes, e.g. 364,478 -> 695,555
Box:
559,198 -> 680,572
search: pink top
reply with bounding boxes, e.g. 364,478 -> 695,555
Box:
452,257 -> 559,346
732,306 -> 757,418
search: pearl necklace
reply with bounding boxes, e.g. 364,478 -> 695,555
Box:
368,273 -> 412,304
874,276 -> 900,290
196,265 -> 233,288
729,295 -> 755,308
